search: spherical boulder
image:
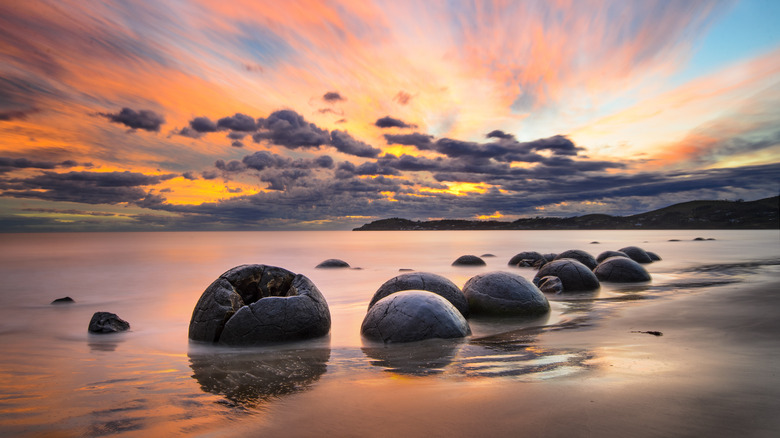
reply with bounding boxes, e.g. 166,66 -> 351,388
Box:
647,251 -> 662,261
369,272 -> 469,318
618,246 -> 653,264
361,291 -> 470,343
508,251 -> 544,267
463,271 -> 550,316
88,312 -> 130,333
593,257 -> 651,283
554,250 -> 598,270
537,276 -> 564,294
315,259 -> 350,269
533,259 -> 600,292
189,264 -> 331,345
452,255 -> 486,266
596,250 -> 629,263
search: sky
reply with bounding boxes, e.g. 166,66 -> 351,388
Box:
1,0 -> 779,231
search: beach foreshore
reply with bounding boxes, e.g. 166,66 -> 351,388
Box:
225,277 -> 780,438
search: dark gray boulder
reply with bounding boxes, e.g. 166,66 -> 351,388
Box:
596,250 -> 629,263
361,291 -> 470,343
508,251 -> 544,267
189,264 -> 331,345
463,271 -> 550,317
618,246 -> 653,264
51,296 -> 75,304
647,251 -> 662,261
481,254 -> 496,258
88,312 -> 130,333
452,255 -> 486,266
315,259 -> 350,268
594,257 -> 651,283
369,272 -> 469,318
537,276 -> 564,294
533,259 -> 600,292
554,250 -> 598,270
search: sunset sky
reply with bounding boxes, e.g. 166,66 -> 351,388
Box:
1,0 -> 779,231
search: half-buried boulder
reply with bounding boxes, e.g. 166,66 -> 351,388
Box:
452,255 -> 486,266
534,259 -> 600,292
593,257 -> 651,283
88,312 -> 130,333
618,246 -> 653,264
361,291 -> 470,343
508,251 -> 544,267
647,251 -> 662,261
189,264 -> 331,345
315,259 -> 350,269
369,272 -> 469,318
596,250 -> 629,263
554,250 -> 598,270
463,271 -> 550,317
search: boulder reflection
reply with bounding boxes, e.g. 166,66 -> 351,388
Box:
362,338 -> 462,375
188,346 -> 330,408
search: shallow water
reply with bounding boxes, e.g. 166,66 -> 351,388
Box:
0,230 -> 778,436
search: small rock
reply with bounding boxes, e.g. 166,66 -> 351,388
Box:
88,312 -> 130,333
481,253 -> 496,258
452,255 -> 486,266
315,259 -> 350,268
51,296 -> 75,304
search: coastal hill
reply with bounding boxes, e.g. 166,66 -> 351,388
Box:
353,196 -> 779,231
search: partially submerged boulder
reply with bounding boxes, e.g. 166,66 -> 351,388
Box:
369,272 -> 469,318
361,291 -> 470,343
315,259 -> 350,269
596,250 -> 629,263
508,251 -> 544,267
554,250 -> 598,270
537,276 -> 564,294
533,259 -> 600,292
88,312 -> 130,333
452,255 -> 486,266
593,257 -> 652,283
647,251 -> 662,261
51,296 -> 75,304
463,271 -> 550,317
618,246 -> 653,264
189,264 -> 331,345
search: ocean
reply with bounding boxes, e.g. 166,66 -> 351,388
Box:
1,230 -> 778,436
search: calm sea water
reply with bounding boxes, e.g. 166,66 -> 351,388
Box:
0,230 -> 778,436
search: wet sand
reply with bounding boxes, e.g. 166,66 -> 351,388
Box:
228,278 -> 780,438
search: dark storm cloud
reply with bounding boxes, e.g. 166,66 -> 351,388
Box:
314,155 -> 334,169
231,140 -> 244,148
323,91 -> 346,102
375,116 -> 416,129
486,130 -> 514,140
227,132 -> 246,140
335,161 -> 400,179
384,133 -> 434,150
254,110 -> 331,148
215,159 -> 245,173
217,113 -> 257,132
330,130 -> 382,158
190,116 -> 219,133
235,151 -> 335,174
526,135 -> 583,156
100,107 -> 165,132
0,157 -> 78,172
0,170 -> 172,205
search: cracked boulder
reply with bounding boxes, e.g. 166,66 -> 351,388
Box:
508,251 -> 544,267
463,271 -> 550,316
594,257 -> 652,283
554,249 -> 598,270
533,259 -> 600,292
361,291 -> 470,343
188,264 -> 331,345
618,246 -> 653,264
368,272 -> 469,318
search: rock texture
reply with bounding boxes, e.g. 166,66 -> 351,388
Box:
596,250 -> 629,263
88,312 -> 130,333
452,255 -> 486,266
554,250 -> 598,270
537,276 -> 564,294
533,259 -> 600,292
463,271 -> 550,316
593,257 -> 652,283
618,246 -> 653,264
315,259 -> 350,268
508,251 -> 544,267
361,291 -> 470,343
369,272 -> 469,318
188,264 -> 331,345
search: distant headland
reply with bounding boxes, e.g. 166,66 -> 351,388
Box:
353,196 -> 779,231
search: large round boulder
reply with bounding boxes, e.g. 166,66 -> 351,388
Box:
618,246 -> 653,264
361,291 -> 470,343
554,250 -> 598,270
189,264 -> 331,345
452,255 -> 486,266
508,251 -> 544,267
594,257 -> 652,283
369,272 -> 469,318
596,250 -> 629,263
463,271 -> 550,317
533,259 -> 600,292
